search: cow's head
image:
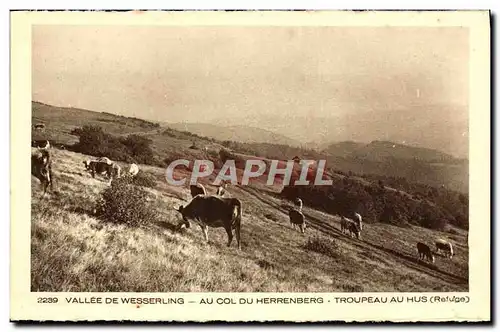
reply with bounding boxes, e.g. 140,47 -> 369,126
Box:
174,205 -> 191,229
83,160 -> 91,169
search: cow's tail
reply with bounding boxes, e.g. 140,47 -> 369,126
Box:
232,199 -> 242,249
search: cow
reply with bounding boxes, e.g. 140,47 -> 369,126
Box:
294,197 -> 303,211
353,212 -> 363,230
33,123 -> 45,130
31,140 -> 50,149
127,163 -> 139,177
340,216 -> 361,239
435,239 -> 454,258
31,149 -> 53,195
190,183 -> 207,198
216,182 -> 227,197
416,242 -> 435,263
340,216 -> 351,234
289,208 -> 306,233
175,195 -> 242,249
347,222 -> 361,240
83,160 -> 121,182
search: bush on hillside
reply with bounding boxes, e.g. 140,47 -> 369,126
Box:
119,135 -> 155,165
70,125 -> 155,165
96,177 -> 157,226
132,171 -> 157,188
304,237 -> 339,258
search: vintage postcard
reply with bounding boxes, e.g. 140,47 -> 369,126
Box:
11,10 -> 490,322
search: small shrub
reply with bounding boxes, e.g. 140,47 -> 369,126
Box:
96,177 -> 157,226
342,283 -> 364,292
304,237 -> 339,258
264,213 -> 279,222
257,259 -> 274,270
132,171 -> 157,188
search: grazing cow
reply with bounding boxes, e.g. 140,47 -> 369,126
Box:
416,242 -> 435,263
216,182 -> 227,197
341,216 -> 361,239
83,160 -> 121,182
31,140 -> 50,149
190,183 -> 207,198
33,123 -> 45,130
435,239 -> 454,258
347,222 -> 361,239
289,208 -> 306,233
294,197 -> 303,211
175,195 -> 242,249
353,212 -> 363,230
127,163 -> 139,177
31,149 -> 53,195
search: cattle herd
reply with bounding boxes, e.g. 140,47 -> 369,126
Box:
31,139 -> 455,264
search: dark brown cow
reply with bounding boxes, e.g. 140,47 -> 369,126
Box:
31,149 -> 53,195
175,195 -> 242,249
83,160 -> 121,182
289,208 -> 306,233
417,242 -> 435,263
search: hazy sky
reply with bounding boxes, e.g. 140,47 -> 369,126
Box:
32,25 -> 469,154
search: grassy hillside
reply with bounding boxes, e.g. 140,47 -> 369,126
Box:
31,148 -> 468,292
31,101 -> 469,292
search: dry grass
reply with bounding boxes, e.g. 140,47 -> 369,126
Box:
31,148 -> 468,292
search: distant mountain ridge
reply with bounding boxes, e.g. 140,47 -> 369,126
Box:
165,122 -> 303,147
210,104 -> 469,159
322,140 -> 464,164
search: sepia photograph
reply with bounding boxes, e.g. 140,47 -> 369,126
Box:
11,10 -> 490,322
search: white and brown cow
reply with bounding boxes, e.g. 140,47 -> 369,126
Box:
435,239 -> 454,259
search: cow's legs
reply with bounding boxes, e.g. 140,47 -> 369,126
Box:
225,226 -> 233,247
235,224 -> 241,250
201,225 -> 209,242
